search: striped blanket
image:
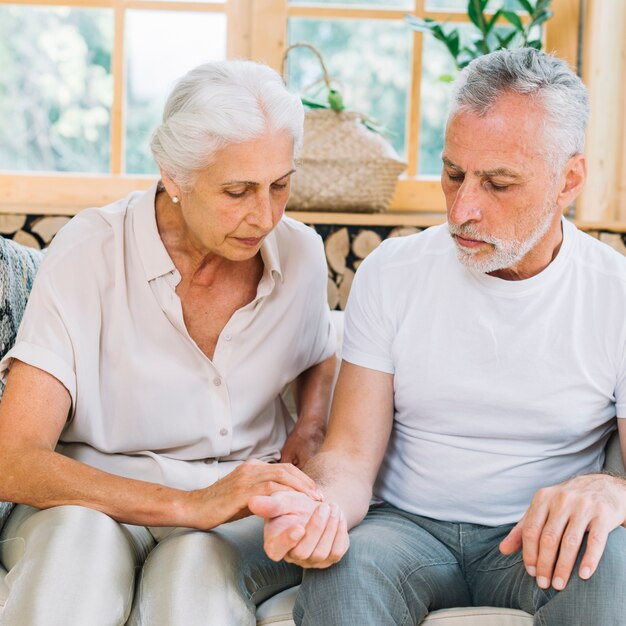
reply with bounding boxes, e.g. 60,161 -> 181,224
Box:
0,236 -> 44,527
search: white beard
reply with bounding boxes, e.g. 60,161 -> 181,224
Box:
448,202 -> 555,274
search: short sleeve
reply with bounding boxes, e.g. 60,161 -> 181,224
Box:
615,337 -> 626,418
302,235 -> 337,367
0,259 -> 77,406
342,245 -> 395,374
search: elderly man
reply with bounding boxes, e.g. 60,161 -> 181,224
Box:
249,48 -> 626,625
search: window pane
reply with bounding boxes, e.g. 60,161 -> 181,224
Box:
0,5 -> 113,173
125,10 -> 227,175
425,0 -> 522,11
418,22 -> 522,175
290,0 -> 414,8
287,18 -> 411,158
418,27 -> 458,176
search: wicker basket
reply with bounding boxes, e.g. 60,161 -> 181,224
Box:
284,43 -> 406,213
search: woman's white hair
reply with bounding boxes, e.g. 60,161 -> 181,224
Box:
449,48 -> 589,170
150,59 -> 304,190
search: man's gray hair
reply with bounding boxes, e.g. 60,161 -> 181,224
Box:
151,59 -> 304,190
449,48 -> 589,167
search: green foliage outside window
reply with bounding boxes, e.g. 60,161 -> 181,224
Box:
406,0 -> 554,72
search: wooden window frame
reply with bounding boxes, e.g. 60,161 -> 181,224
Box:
0,0 -> 587,218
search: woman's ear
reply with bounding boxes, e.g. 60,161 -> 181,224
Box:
160,171 -> 181,203
556,154 -> 587,212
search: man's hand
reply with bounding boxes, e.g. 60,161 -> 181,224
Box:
249,491 -> 349,568
499,473 -> 626,590
280,420 -> 326,469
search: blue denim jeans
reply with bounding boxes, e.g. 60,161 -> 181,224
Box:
295,502 -> 626,626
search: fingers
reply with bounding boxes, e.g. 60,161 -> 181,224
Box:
499,519 -> 523,555
248,494 -> 283,518
549,515 -> 588,590
517,490 -> 550,581
245,461 -> 322,500
285,503 -> 349,569
263,515 -> 308,562
250,490 -> 318,519
578,519 -> 611,582
287,503 -> 333,563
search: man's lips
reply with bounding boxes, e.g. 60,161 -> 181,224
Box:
454,234 -> 486,249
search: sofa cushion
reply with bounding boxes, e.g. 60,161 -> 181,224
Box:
0,236 -> 45,527
256,586 -> 533,625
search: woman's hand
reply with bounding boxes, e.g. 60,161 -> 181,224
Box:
280,420 -> 326,468
186,459 -> 323,530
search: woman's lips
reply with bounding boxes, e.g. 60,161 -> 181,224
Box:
235,236 -> 263,247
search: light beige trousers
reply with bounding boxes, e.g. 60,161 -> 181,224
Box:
0,505 -> 300,626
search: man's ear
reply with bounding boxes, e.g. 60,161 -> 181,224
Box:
556,154 -> 587,212
160,170 -> 181,202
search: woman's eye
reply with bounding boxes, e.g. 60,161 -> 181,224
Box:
271,183 -> 288,192
225,190 -> 246,198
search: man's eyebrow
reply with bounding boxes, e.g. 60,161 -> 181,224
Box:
442,157 -> 521,179
441,156 -> 462,171
220,169 -> 296,187
475,167 -> 521,179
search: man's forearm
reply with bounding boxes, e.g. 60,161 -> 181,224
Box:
294,354 -> 336,427
303,449 -> 373,529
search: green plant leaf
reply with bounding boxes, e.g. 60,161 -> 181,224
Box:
496,30 -> 519,49
502,10 -> 524,31
300,96 -> 329,109
439,73 -> 456,83
535,0 -> 552,15
467,0 -> 486,32
485,9 -> 502,35
447,30 -> 460,58
516,0 -> 534,13
526,39 -> 543,49
530,10 -> 553,29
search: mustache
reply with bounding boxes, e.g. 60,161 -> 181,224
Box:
448,222 -> 500,246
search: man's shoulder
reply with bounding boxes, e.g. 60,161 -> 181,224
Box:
571,222 -> 626,283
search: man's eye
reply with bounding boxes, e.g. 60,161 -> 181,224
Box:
271,183 -> 288,192
487,182 -> 510,192
447,172 -> 464,183
225,190 -> 246,198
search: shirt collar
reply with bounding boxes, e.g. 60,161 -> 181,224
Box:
132,182 -> 176,281
132,182 -> 284,284
259,226 -> 284,284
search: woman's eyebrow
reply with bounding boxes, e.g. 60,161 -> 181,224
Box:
220,169 -> 296,187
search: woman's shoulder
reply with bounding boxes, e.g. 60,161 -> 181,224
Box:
37,192 -> 142,281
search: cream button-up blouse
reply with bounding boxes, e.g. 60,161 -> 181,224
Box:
0,184 -> 335,489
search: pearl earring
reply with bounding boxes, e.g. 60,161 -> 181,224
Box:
171,196 -> 179,204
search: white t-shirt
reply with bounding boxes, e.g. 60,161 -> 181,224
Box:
0,184 -> 336,490
343,219 -> 626,525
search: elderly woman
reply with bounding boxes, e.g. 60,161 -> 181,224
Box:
0,60 -> 336,625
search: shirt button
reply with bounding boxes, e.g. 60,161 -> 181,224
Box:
219,428 -> 229,436
213,377 -> 222,386
224,334 -> 232,341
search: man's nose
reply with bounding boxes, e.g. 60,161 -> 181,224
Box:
447,180 -> 482,226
